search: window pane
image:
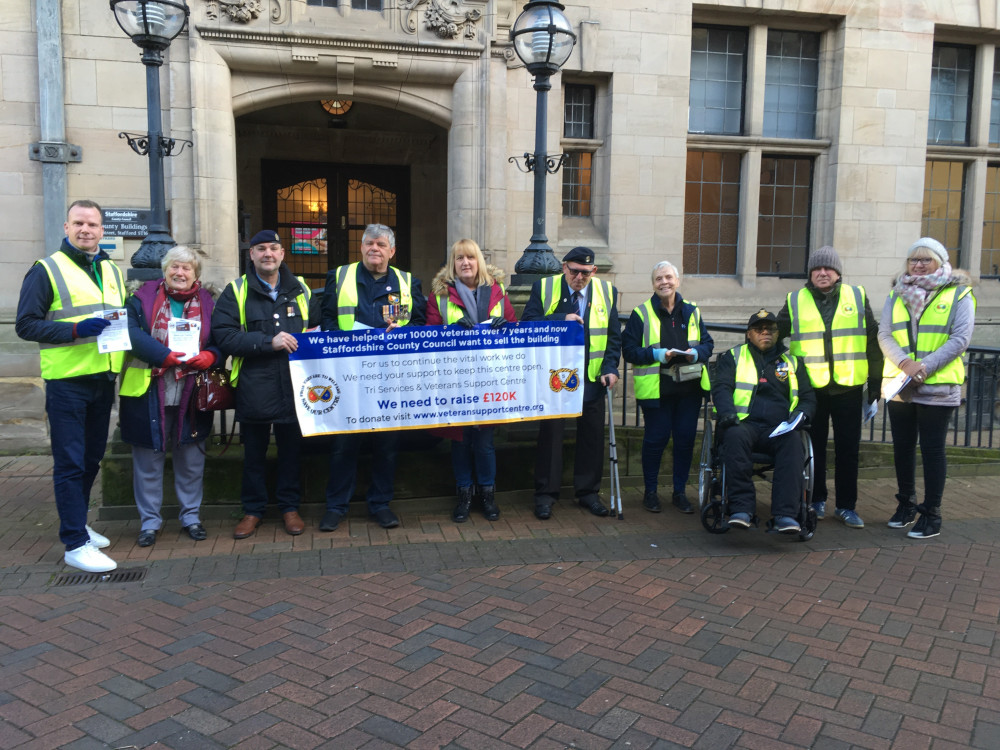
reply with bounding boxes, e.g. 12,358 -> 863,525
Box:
307,0 -> 337,5
564,85 -> 595,139
921,160 -> 965,265
928,44 -> 973,145
991,55 -> 1000,146
982,164 -> 1000,276
276,179 -> 329,286
352,0 -> 382,8
763,30 -> 819,138
562,152 -> 593,217
684,151 -> 741,274
757,156 -> 812,274
689,26 -> 746,135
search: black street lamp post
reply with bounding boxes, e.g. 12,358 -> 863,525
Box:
110,0 -> 191,279
509,1 -> 577,277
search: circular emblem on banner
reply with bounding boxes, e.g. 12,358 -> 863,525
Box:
549,368 -> 580,392
299,374 -> 341,415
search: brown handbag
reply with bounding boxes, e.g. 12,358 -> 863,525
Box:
194,368 -> 236,412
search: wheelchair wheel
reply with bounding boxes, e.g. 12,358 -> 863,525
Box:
697,420 -> 714,510
798,431 -> 817,541
701,499 -> 729,534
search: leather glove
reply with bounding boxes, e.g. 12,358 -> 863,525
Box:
456,317 -> 476,330
161,352 -> 184,368
74,317 -> 111,338
185,351 -> 216,370
490,316 -> 507,329
717,413 -> 739,430
867,381 -> 881,405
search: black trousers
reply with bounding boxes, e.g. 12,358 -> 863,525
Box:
721,420 -> 803,518
240,422 -> 303,517
887,401 -> 954,509
535,396 -> 605,500
810,386 -> 862,510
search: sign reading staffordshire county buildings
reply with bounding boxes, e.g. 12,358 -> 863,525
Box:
101,208 -> 151,238
287,322 -> 585,436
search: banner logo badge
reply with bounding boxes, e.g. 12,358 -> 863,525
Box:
549,368 -> 580,392
299,374 -> 341,415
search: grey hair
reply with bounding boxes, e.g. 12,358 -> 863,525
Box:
363,223 -> 395,248
651,261 -> 680,283
160,245 -> 202,278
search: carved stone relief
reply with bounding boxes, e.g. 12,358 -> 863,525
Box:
204,0 -> 264,23
402,0 -> 482,39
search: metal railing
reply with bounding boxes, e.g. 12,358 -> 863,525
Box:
612,322 -> 1000,450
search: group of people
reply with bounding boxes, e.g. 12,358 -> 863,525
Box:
16,199 -> 976,574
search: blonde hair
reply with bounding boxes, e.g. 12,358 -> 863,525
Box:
161,245 -> 202,279
443,239 -> 492,287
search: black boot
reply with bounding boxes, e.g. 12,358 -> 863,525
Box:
481,485 -> 500,521
887,493 -> 917,528
452,485 -> 474,523
907,501 -> 941,539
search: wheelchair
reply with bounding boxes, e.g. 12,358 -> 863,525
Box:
696,418 -> 817,541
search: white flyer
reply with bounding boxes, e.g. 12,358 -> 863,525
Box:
167,318 -> 202,360
95,309 -> 131,353
769,411 -> 804,438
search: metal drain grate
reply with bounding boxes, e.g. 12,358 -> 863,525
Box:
52,567 -> 147,587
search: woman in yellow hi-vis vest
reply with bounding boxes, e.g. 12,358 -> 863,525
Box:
877,237 -> 975,540
426,239 -> 518,524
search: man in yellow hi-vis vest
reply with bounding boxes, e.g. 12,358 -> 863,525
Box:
15,200 -> 123,573
211,229 -> 321,540
319,224 -> 427,532
711,310 -> 816,534
777,246 -> 883,530
522,247 -> 621,521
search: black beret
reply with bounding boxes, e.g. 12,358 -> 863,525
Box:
562,246 -> 594,265
249,229 -> 280,247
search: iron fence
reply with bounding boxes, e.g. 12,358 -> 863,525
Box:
613,322 -> 1000,450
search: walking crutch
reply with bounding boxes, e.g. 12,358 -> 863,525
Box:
607,388 -> 623,520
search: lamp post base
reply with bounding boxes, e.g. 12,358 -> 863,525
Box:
127,229 -> 175,281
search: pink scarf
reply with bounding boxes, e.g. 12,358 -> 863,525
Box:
893,262 -> 952,321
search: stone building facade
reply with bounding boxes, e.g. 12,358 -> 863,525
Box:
2,0 -> 998,449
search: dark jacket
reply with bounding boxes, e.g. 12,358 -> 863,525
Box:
211,263 -> 321,424
522,275 -> 621,402
119,279 -> 220,450
15,240 -> 119,381
320,262 -> 427,330
622,293 -> 714,405
425,265 -> 518,326
777,280 -> 882,400
711,340 -> 816,429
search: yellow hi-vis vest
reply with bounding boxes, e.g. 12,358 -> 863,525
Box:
334,262 -> 413,330
36,252 -> 126,380
787,285 -> 869,388
435,283 -> 505,324
882,285 -> 975,385
731,344 -> 799,420
228,274 -> 311,387
540,275 -> 613,382
632,298 -> 703,400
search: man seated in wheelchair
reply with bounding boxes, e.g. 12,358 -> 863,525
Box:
710,309 -> 816,533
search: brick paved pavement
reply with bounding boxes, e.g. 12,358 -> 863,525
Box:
1,455 -> 999,749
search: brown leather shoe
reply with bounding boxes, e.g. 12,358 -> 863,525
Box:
283,510 -> 305,535
233,515 -> 261,539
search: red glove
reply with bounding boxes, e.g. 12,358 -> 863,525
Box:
161,352 -> 184,368
185,351 -> 216,370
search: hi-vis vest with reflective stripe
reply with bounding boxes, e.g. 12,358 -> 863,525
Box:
36,252 -> 126,380
435,283 -> 505,324
334,263 -> 413,330
883,285 -> 975,385
540,275 -> 613,382
787,285 -> 868,388
228,274 -> 311,387
632,298 -> 703,400
731,344 -> 799,420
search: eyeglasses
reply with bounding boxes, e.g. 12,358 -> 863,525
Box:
908,257 -> 933,266
750,326 -> 777,334
566,267 -> 592,278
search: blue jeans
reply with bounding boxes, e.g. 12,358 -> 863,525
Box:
45,377 -> 116,550
451,425 -> 496,487
640,396 -> 701,495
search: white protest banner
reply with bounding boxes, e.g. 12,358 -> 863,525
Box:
288,321 -> 585,436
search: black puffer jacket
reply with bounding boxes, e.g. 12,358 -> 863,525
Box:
211,264 -> 320,424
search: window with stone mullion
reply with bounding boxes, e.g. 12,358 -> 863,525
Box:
763,30 -> 819,139
929,43 -> 974,145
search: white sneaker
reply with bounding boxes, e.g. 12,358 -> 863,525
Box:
64,541 -> 117,573
86,525 -> 110,549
